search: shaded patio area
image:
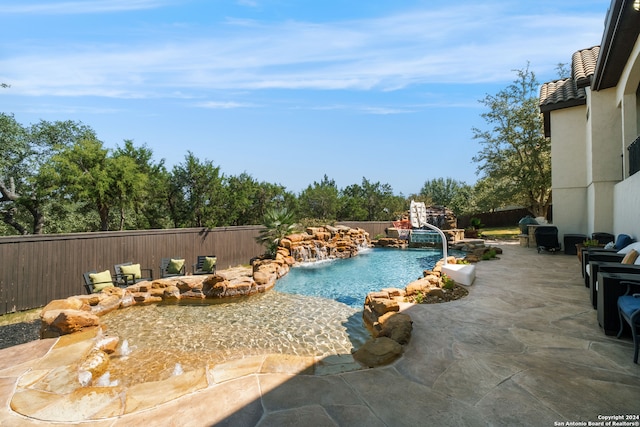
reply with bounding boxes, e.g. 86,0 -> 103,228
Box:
0,241 -> 638,426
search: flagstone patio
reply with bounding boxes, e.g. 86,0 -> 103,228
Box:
0,242 -> 638,426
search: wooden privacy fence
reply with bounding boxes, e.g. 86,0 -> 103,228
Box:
0,222 -> 392,315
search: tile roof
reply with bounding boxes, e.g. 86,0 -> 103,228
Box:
572,46 -> 600,87
539,46 -> 599,112
539,78 -> 585,111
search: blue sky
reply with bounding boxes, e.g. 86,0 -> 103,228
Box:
0,0 -> 608,196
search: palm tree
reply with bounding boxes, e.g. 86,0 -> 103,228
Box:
256,207 -> 297,258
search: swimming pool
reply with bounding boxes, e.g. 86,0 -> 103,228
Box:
275,247 -> 456,307
99,247 -> 455,385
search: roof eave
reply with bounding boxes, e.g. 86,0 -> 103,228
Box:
592,0 -> 640,91
540,98 -> 587,114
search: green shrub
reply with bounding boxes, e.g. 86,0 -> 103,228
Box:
482,249 -> 497,260
442,274 -> 455,289
414,291 -> 424,304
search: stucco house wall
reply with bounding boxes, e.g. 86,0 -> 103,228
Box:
550,107 -> 588,236
540,0 -> 640,245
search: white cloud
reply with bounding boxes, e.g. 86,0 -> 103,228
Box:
0,0 -> 172,14
195,101 -> 255,109
0,2 -> 605,99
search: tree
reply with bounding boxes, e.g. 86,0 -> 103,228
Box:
0,116 -> 98,234
471,65 -> 551,217
256,207 -> 297,258
169,153 -> 225,228
0,113 -> 33,234
109,145 -> 149,230
46,137 -> 115,231
419,177 -> 472,216
338,177 -> 405,221
297,175 -> 339,220
113,140 -> 169,230
222,173 -> 259,226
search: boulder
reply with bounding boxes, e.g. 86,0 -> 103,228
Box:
91,295 -> 123,316
365,291 -> 389,304
79,349 -> 110,385
40,298 -> 88,315
368,298 -> 399,316
95,335 -> 120,354
405,281 -> 428,296
41,309 -> 100,336
353,337 -> 403,367
253,271 -> 272,285
377,313 -> 413,345
163,285 -> 181,300
381,288 -> 405,298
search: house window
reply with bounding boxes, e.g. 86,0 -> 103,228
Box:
630,135 -> 640,176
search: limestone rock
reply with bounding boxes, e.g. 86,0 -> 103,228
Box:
79,349 -> 110,384
40,298 -> 88,316
353,337 -> 403,367
365,291 -> 389,304
381,287 -> 405,298
95,335 -> 120,354
405,280 -> 428,296
362,305 -> 378,331
377,313 -> 413,345
163,285 -> 181,300
90,295 -> 122,316
41,309 -> 100,336
368,298 -> 399,316
427,288 -> 445,299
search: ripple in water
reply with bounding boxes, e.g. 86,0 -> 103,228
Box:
100,291 -> 368,386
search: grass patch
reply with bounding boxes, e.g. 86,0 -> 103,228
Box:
0,308 -> 41,326
480,226 -> 520,241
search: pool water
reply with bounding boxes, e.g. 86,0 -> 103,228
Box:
100,292 -> 368,386
98,247 -> 453,386
275,247 -> 453,307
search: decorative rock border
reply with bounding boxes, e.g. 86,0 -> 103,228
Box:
36,225 -> 491,388
39,268 -> 283,339
36,226 -> 374,387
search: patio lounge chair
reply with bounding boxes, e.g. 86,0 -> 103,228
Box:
114,262 -> 154,286
583,240 -> 640,288
617,280 -> 640,363
193,255 -> 217,275
581,234 -> 635,280
160,257 -> 186,278
587,256 -> 640,309
83,270 -> 119,294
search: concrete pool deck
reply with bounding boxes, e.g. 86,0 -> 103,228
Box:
1,241 -> 639,426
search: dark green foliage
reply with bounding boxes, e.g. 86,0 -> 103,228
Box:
471,64 -> 551,217
256,207 -> 297,258
419,177 -> 472,216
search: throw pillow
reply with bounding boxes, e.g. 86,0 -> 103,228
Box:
168,258 -> 185,274
89,270 -> 114,292
617,241 -> 640,255
621,249 -> 639,265
120,263 -> 142,280
615,234 -> 633,249
202,256 -> 217,272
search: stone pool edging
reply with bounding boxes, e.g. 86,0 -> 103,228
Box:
9,328 -> 366,422
39,225 -> 372,340
26,225 -> 491,422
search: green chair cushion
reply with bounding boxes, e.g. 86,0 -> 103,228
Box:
168,258 -> 185,274
202,256 -> 217,272
89,270 -> 114,292
120,263 -> 142,280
